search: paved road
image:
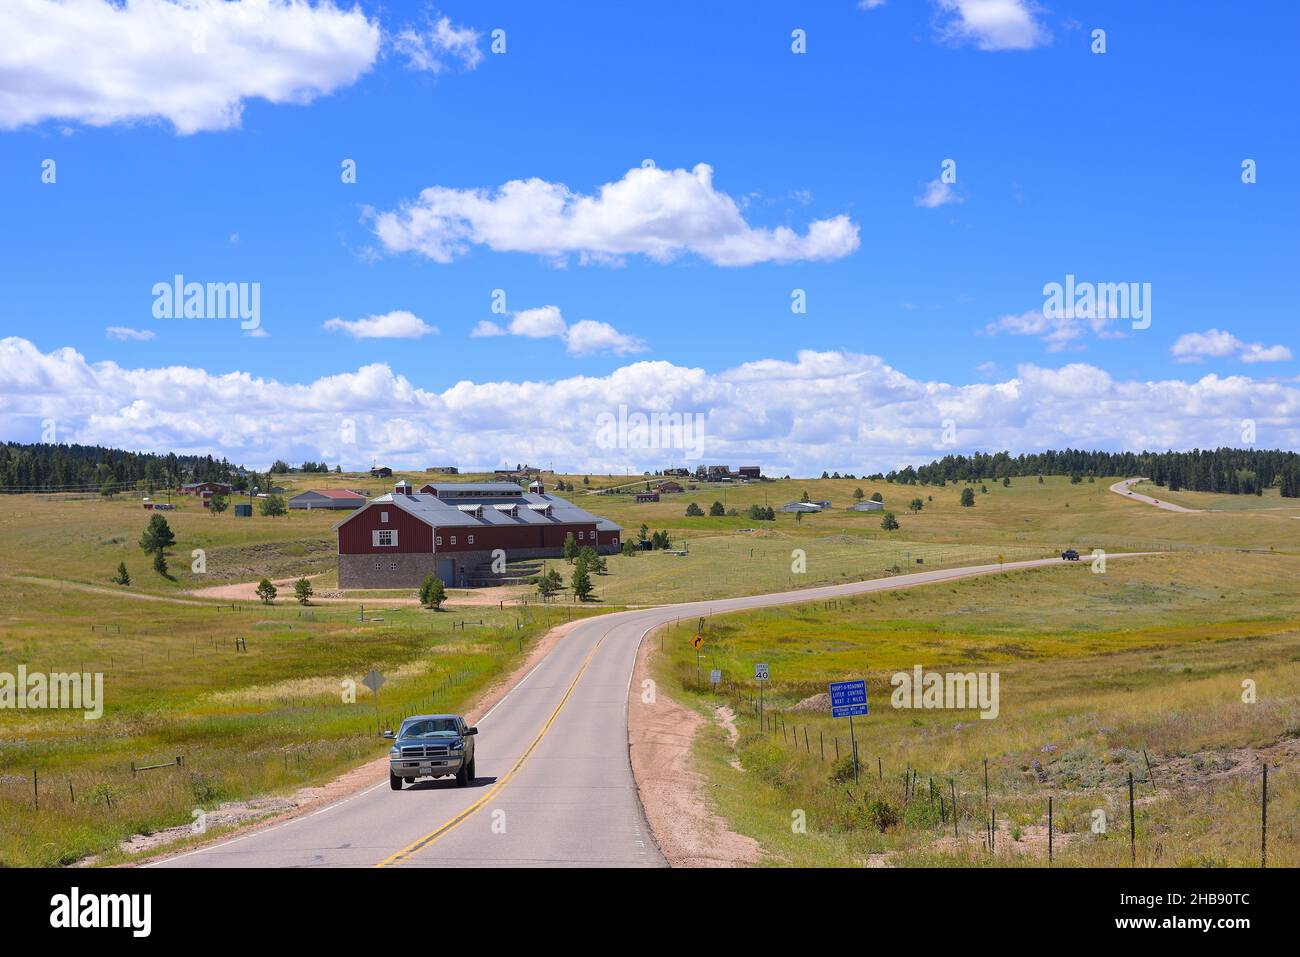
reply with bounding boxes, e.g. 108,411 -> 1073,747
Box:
150,554 -> 1148,869
1109,478 -> 1203,513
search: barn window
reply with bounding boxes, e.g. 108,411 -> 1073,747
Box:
613,537 -> 619,546
373,529 -> 397,547
381,511 -> 389,523
450,535 -> 457,545
467,535 -> 474,545
389,562 -> 397,571
435,536 -> 442,546
374,561 -> 380,570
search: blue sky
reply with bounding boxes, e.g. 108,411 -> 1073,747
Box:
1,0 -> 1298,473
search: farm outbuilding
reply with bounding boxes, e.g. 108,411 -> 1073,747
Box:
289,489 -> 366,511
335,481 -> 621,588
850,500 -> 884,512
780,501 -> 823,513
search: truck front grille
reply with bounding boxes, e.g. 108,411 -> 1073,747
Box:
400,745 -> 451,758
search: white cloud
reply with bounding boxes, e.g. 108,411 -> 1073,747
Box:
564,320 -> 646,357
5,336 -> 1299,475
1242,343 -> 1293,363
371,163 -> 861,267
508,306 -> 569,340
982,308 -> 1124,352
1172,329 -> 1292,364
393,15 -> 482,75
934,0 -> 1050,51
859,1 -> 888,8
473,305 -> 647,357
105,326 -> 156,342
0,0 -> 381,134
323,310 -> 438,339
915,178 -> 964,209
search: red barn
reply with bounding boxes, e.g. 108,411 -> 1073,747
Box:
335,482 -> 621,588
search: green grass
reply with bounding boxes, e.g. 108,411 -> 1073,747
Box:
5,468 -> 1299,867
649,550 -> 1300,867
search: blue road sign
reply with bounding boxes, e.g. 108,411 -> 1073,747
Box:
829,679 -> 868,718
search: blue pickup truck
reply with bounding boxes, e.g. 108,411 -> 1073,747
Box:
385,714 -> 478,789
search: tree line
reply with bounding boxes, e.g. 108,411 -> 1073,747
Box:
890,448 -> 1300,497
0,442 -> 252,493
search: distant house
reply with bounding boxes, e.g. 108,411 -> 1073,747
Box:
850,500 -> 884,512
370,466 -> 393,478
780,501 -> 823,513
635,492 -> 660,503
656,480 -> 684,494
289,489 -> 366,511
705,465 -> 733,481
662,467 -> 690,477
178,481 -> 232,496
737,466 -> 762,479
426,466 -> 459,474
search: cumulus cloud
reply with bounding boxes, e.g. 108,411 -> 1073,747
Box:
4,336 -> 1298,475
982,307 -> 1124,352
393,15 -> 482,74
0,0 -> 382,134
472,305 -> 646,357
370,163 -> 861,267
105,326 -> 156,342
934,0 -> 1050,51
915,178 -> 964,209
323,310 -> 438,339
1172,329 -> 1292,364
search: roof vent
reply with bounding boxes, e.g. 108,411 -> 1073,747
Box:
394,481 -> 413,496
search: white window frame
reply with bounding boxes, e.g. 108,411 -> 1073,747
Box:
450,535 -> 457,545
467,534 -> 474,545
435,535 -> 443,546
373,529 -> 397,547
380,511 -> 389,523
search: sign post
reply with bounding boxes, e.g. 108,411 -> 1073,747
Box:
691,632 -> 705,687
363,668 -> 386,730
754,662 -> 769,727
829,679 -> 868,784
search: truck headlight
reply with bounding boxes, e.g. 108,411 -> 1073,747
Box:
389,746 -> 400,757
450,739 -> 465,751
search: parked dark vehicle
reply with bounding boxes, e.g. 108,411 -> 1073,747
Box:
1061,549 -> 1080,561
385,714 -> 477,789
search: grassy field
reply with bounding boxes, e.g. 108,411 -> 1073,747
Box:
4,468 -> 1298,867
0,517 -> 604,866
649,549 -> 1300,866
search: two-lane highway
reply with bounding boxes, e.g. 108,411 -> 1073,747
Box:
150,554 -> 1152,868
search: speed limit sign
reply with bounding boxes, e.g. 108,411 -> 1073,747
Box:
754,663 -> 769,681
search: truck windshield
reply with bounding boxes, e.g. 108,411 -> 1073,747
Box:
400,718 -> 460,738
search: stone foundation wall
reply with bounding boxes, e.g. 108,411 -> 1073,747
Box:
338,543 -> 620,590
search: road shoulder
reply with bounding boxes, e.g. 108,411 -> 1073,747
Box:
627,625 -> 763,867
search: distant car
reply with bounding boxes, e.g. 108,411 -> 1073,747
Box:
1061,549 -> 1080,561
385,713 -> 477,789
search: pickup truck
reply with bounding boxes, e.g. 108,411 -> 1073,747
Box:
385,713 -> 477,789
1061,549 -> 1080,561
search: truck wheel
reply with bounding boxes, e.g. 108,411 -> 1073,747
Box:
389,772 -> 402,790
466,757 -> 476,782
456,764 -> 469,787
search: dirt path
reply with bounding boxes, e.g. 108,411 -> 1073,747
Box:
10,575 -> 209,606
627,627 -> 763,867
186,575 -> 530,607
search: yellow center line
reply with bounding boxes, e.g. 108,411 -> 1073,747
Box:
375,623 -> 615,867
